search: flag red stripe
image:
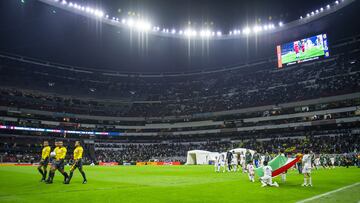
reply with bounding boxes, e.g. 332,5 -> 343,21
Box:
272,156 -> 300,177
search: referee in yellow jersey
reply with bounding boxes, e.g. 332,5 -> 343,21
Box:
38,141 -> 51,182
66,141 -> 87,184
46,140 -> 69,184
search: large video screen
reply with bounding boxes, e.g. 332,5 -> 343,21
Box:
277,34 -> 329,68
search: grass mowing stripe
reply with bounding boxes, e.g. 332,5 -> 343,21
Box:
296,182 -> 360,203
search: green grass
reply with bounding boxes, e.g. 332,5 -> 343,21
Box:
0,166 -> 359,203
282,47 -> 325,64
303,182 -> 360,203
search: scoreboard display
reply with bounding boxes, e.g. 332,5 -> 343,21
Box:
277,34 -> 330,68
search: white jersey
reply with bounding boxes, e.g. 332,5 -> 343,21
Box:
219,154 -> 226,166
240,154 -> 245,164
247,164 -> 254,174
302,154 -> 312,174
232,154 -> 238,165
263,166 -> 272,177
302,154 -> 312,167
214,157 -> 219,166
330,157 -> 335,164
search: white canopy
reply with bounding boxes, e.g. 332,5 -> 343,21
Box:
229,148 -> 256,155
185,148 -> 255,165
185,150 -> 219,165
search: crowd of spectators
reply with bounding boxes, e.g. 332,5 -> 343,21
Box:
0,131 -> 358,164
0,46 -> 359,117
94,133 -> 359,163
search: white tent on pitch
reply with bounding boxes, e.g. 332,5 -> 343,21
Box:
185,150 -> 219,165
229,148 -> 256,155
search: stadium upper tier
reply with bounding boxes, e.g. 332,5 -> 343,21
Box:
0,35 -> 359,119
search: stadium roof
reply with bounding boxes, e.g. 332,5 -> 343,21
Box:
0,0 -> 359,72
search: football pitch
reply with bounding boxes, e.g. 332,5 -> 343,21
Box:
282,47 -> 325,64
0,165 -> 359,203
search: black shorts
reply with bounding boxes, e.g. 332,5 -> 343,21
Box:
70,159 -> 83,171
39,157 -> 49,166
52,160 -> 65,170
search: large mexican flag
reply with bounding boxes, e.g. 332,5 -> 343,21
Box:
255,155 -> 300,177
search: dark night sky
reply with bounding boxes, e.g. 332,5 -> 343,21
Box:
0,0 -> 359,73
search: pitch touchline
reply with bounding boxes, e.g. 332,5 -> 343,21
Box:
296,182 -> 360,203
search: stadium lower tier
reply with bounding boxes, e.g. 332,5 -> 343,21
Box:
0,129 -> 358,165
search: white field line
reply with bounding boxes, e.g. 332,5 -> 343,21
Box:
297,182 -> 360,203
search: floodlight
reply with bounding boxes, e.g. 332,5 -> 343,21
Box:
135,20 -> 151,31
242,27 -> 251,35
253,25 -> 262,33
127,19 -> 134,27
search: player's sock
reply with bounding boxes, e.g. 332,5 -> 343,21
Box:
61,171 -> 69,183
68,171 -> 74,182
308,177 -> 312,186
38,168 -> 44,177
80,170 -> 87,181
303,178 -> 307,186
43,170 -> 47,180
47,171 -> 54,183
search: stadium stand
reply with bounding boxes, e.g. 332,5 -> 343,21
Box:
0,34 -> 359,165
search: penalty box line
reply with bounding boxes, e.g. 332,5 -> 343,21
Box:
297,182 -> 360,203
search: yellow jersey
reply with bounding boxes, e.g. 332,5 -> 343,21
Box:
73,146 -> 84,160
41,146 -> 51,160
54,146 -> 67,161
296,153 -> 303,162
